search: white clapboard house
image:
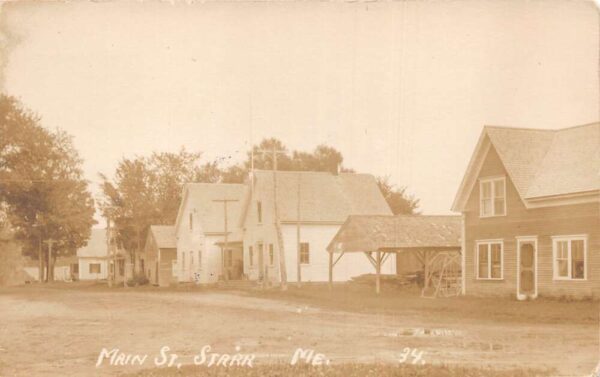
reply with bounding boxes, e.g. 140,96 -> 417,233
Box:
174,183 -> 246,284
174,170 -> 395,285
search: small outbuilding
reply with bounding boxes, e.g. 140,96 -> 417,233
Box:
144,225 -> 177,287
327,215 -> 462,296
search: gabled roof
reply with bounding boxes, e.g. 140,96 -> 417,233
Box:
251,170 -> 392,223
327,215 -> 461,253
175,183 -> 246,235
149,225 -> 176,249
452,123 -> 600,211
77,228 -> 108,258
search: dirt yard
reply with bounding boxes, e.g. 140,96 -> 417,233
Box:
0,282 -> 597,376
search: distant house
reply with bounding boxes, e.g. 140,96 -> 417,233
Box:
77,228 -> 109,280
144,225 -> 177,287
452,123 -> 599,299
174,183 -> 246,284
240,170 -> 395,283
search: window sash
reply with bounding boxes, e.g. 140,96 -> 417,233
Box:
257,201 -> 262,223
553,237 -> 586,280
300,243 -> 310,264
476,241 -> 503,280
480,178 -> 505,217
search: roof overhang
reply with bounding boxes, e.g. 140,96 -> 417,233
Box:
451,131 -> 491,212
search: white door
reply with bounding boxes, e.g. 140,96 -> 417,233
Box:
517,238 -> 537,300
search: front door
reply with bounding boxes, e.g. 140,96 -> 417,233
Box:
257,243 -> 264,280
518,238 -> 537,300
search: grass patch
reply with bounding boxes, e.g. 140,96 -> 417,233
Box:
125,363 -> 553,377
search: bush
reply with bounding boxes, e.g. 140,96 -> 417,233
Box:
127,274 -> 149,287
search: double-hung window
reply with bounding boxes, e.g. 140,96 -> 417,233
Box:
300,243 -> 310,264
553,236 -> 586,280
480,177 -> 506,217
476,240 -> 503,280
268,244 -> 274,266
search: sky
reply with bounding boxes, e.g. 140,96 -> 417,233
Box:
0,1 -> 598,221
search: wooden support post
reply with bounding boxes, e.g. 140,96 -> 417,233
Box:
423,250 -> 430,290
38,236 -> 43,283
328,251 -> 333,291
375,250 -> 382,295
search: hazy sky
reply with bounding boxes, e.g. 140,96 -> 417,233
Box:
1,1 -> 598,219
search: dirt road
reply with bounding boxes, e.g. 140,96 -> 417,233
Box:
0,284 -> 596,376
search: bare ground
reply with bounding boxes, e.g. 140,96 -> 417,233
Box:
0,282 -> 597,377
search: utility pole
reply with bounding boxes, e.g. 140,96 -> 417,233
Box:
104,206 -> 118,288
258,145 -> 288,290
43,239 -> 57,282
107,217 -> 115,288
296,173 -> 302,287
213,199 -> 238,281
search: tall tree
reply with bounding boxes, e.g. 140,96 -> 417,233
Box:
376,176 -> 420,215
0,94 -> 95,281
99,148 -> 210,268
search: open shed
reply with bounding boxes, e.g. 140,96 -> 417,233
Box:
327,215 -> 462,296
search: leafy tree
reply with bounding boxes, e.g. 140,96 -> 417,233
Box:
99,148 -> 211,266
0,94 -> 95,281
376,176 -> 420,215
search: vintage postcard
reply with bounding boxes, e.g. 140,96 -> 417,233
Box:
0,1 -> 599,376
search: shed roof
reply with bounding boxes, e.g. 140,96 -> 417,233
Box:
149,225 -> 176,249
252,170 -> 392,223
327,215 -> 462,253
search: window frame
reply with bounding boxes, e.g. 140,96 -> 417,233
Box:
552,235 -> 588,281
475,239 -> 504,280
249,246 -> 254,267
89,263 -> 101,274
268,244 -> 274,266
300,242 -> 310,265
257,201 -> 263,224
479,176 -> 507,218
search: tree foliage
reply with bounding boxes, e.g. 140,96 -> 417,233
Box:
99,148 -> 215,259
0,94 -> 96,268
376,176 -> 420,215
101,137 -> 420,259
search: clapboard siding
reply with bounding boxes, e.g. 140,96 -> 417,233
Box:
463,145 -> 600,298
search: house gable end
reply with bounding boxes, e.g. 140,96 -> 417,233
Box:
464,144 -> 527,215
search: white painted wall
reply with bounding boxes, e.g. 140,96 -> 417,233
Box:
78,258 -> 108,280
243,223 -> 395,283
281,224 -> 395,282
176,204 -> 202,283
176,204 -> 226,284
197,235 -> 224,284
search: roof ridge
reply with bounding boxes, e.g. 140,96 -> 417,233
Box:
253,169 -> 372,177
186,182 -> 245,187
484,122 -> 599,133
484,125 -> 556,133
555,121 -> 600,132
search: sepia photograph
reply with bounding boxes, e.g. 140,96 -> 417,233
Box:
0,1 -> 599,376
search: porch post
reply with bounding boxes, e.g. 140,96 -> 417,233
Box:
328,251 -> 333,291
423,250 -> 430,290
375,250 -> 381,295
